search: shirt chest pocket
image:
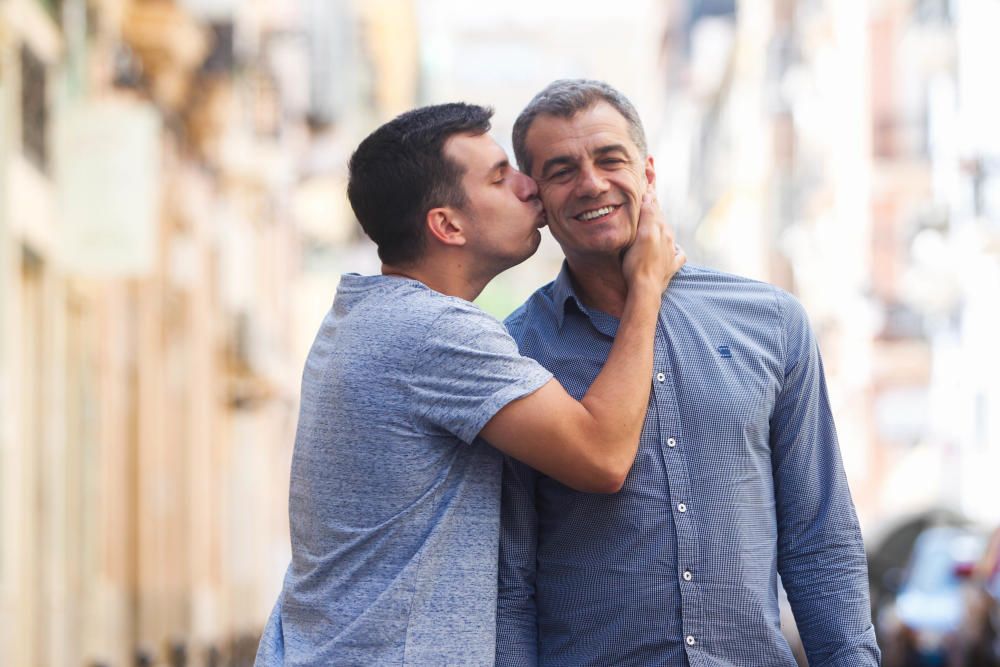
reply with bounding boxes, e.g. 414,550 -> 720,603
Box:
676,350 -> 780,460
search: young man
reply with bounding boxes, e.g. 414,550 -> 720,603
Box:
254,103 -> 684,665
496,80 -> 880,666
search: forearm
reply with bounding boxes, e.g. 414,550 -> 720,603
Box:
780,531 -> 877,663
778,473 -> 877,664
772,293 -> 880,665
578,278 -> 662,475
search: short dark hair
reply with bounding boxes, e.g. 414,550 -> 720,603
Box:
512,79 -> 647,176
347,103 -> 493,265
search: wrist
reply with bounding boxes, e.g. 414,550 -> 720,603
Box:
627,273 -> 662,294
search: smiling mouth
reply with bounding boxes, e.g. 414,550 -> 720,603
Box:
575,204 -> 620,222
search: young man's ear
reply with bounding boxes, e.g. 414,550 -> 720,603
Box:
425,207 -> 467,248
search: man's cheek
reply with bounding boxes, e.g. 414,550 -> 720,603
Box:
537,183 -> 557,203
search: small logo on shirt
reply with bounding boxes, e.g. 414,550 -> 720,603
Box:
717,345 -> 733,358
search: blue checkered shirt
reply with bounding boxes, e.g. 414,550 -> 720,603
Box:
497,263 -> 880,667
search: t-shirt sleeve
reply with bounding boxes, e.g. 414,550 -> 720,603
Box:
409,303 -> 553,445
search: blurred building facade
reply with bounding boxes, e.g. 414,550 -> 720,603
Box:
0,0 -> 417,664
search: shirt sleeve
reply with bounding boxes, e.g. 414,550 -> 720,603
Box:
409,303 -> 553,445
770,293 -> 881,666
496,455 -> 540,666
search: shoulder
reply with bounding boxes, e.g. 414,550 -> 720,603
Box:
670,266 -> 819,376
677,266 -> 818,364
670,263 -> 786,301
430,295 -> 508,340
402,293 -> 520,366
367,278 -> 504,335
671,263 -> 806,326
331,278 -> 511,365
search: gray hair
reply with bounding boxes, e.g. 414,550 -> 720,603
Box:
512,79 -> 648,176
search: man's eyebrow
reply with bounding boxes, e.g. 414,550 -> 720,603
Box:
593,143 -> 630,156
489,158 -> 509,177
540,155 -> 575,177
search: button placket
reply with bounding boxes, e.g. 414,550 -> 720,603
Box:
650,316 -> 704,649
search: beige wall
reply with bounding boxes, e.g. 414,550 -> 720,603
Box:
0,1 -> 310,664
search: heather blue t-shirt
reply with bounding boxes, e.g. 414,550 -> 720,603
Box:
255,273 -> 552,666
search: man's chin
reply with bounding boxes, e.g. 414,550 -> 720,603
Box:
581,237 -> 633,258
499,235 -> 543,273
524,233 -> 543,262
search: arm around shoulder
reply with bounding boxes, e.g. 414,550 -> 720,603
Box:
481,378 -> 633,493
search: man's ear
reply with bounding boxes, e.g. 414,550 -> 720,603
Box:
644,155 -> 656,189
425,207 -> 467,248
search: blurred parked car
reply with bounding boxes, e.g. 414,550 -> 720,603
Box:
868,510 -> 971,619
953,526 -> 1000,667
877,525 -> 987,667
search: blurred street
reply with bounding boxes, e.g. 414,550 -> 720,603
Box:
1,0 -> 998,664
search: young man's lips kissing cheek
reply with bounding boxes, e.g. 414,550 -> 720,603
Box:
532,199 -> 548,228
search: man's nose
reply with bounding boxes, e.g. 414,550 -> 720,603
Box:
575,164 -> 608,197
514,170 -> 539,201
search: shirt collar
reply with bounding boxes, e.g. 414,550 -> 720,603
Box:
552,261 -> 621,338
552,261 -> 586,330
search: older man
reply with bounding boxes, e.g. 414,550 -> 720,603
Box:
496,80 -> 879,666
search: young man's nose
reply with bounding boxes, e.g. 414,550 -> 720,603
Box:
514,170 -> 539,201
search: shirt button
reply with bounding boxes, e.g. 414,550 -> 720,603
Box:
683,570 -> 693,581
667,437 -> 677,448
656,372 -> 666,382
677,503 -> 687,513
686,635 -> 696,646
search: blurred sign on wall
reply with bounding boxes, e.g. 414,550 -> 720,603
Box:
55,98 -> 161,276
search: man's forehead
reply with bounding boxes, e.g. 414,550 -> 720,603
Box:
444,132 -> 507,172
525,102 -> 636,156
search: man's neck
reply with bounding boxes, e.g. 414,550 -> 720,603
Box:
382,255 -> 490,303
565,256 -> 630,318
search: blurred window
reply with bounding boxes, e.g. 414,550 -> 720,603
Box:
914,0 -> 952,24
20,45 -> 47,172
202,22 -> 235,74
37,0 -> 63,24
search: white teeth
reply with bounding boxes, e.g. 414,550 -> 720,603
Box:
578,205 -> 614,221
